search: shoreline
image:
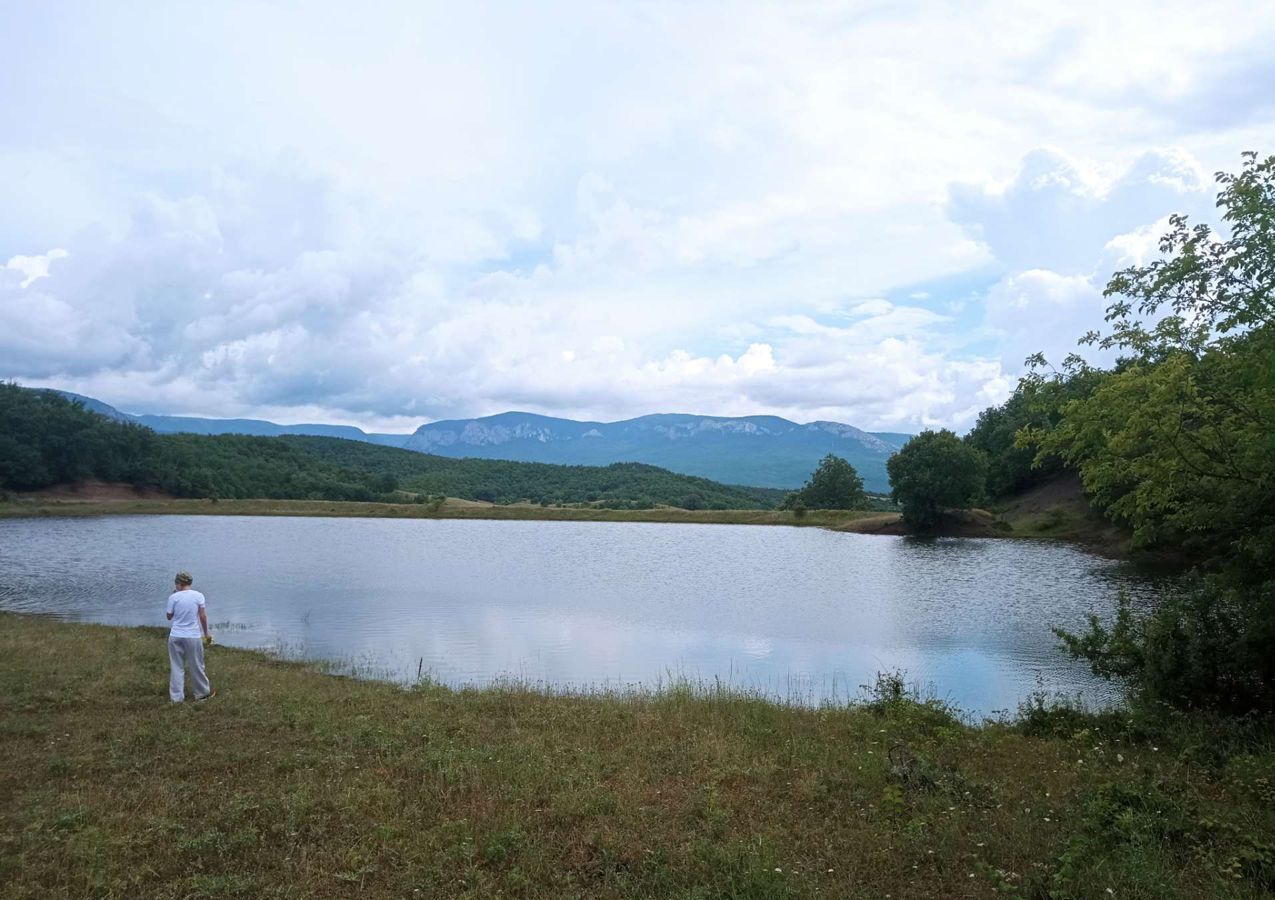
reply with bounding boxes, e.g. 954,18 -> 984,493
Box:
2,612 -> 1266,899
0,494 -> 893,529
0,492 -> 1137,559
7,610 -> 1117,720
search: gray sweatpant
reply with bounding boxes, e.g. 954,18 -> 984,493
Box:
168,636 -> 211,702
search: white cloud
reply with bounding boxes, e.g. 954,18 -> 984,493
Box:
982,269 -> 1108,370
955,145 -> 1234,375
3,1 -> 1272,432
5,248 -> 68,288
1104,216 -> 1175,268
949,146 -> 1213,275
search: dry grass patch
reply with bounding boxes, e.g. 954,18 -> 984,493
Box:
0,496 -> 887,529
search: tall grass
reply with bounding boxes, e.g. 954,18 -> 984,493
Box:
2,613 -> 1271,899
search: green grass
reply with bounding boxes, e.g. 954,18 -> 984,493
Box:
2,613 -> 1271,899
0,496 -> 891,530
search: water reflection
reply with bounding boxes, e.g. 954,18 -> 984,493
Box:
0,516 -> 1159,715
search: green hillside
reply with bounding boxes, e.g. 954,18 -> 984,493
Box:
0,385 -> 782,510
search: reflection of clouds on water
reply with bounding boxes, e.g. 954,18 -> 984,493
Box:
0,517 -> 1147,715
740,637 -> 773,659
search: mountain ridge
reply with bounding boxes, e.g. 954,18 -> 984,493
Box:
402,411 -> 908,489
46,392 -> 910,491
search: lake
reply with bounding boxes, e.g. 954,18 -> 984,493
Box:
0,515 -> 1157,716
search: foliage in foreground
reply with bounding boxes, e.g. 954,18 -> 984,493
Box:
1024,152 -> 1275,715
1057,578 -> 1275,716
1,614 -> 1273,900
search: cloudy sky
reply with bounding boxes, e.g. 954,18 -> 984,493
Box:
3,1 -> 1273,432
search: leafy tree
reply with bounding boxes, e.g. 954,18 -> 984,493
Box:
0,433 -> 50,490
1026,154 -> 1274,562
782,454 -> 866,509
963,395 -> 1038,498
1034,152 -> 1275,713
886,430 -> 988,529
966,359 -> 1107,497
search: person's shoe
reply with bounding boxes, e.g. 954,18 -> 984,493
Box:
195,689 -> 217,701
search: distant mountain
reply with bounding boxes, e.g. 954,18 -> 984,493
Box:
43,398 -> 408,447
45,393 -> 911,492
868,432 -> 916,448
4,385 -> 781,509
132,414 -> 409,447
403,412 -> 909,491
47,390 -> 135,423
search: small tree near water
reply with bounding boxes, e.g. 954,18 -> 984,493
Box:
782,454 -> 866,510
886,430 -> 987,529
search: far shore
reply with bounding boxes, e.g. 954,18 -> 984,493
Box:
0,473 -> 1135,557
0,492 -> 899,530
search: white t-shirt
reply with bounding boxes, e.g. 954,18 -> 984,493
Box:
167,589 -> 206,638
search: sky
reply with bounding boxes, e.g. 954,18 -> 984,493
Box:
2,1 -> 1273,433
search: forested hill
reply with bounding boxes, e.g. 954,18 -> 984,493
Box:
0,385 -> 783,509
56,392 -> 908,492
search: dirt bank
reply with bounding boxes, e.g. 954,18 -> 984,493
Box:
837,474 -> 1134,559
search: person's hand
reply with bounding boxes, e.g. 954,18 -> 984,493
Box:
203,634 -> 214,647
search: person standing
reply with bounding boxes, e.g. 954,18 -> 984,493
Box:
167,571 -> 215,703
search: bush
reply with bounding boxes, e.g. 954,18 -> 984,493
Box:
1057,577 -> 1275,716
1046,780 -> 1275,897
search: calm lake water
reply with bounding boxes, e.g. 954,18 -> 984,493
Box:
0,516 -> 1158,715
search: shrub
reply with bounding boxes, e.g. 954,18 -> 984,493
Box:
1057,578 -> 1275,715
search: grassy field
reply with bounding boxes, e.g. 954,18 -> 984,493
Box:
2,614 -> 1272,899
0,494 -> 893,531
